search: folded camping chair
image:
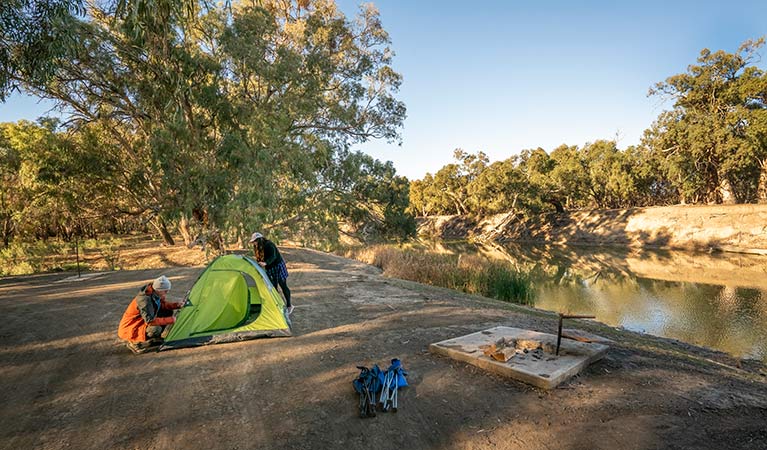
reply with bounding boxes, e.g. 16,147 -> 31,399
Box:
379,359 -> 408,412
353,365 -> 382,418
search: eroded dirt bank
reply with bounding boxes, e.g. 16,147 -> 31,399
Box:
2,247 -> 767,450
420,204 -> 767,254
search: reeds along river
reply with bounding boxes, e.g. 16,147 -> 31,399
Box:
432,241 -> 767,361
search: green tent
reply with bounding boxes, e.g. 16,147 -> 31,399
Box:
160,254 -> 292,350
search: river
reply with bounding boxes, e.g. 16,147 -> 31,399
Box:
434,241 -> 767,361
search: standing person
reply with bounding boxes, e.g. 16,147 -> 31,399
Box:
118,275 -> 184,354
249,232 -> 293,314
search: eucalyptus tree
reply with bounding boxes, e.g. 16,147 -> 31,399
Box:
623,144 -> 677,207
408,178 -> 428,217
647,37 -> 767,204
465,158 -> 526,215
261,146 -> 414,244
432,163 -> 470,215
0,121 -> 66,243
10,0 -> 405,245
418,149 -> 488,216
409,173 -> 448,217
580,140 -> 638,209
0,120 -> 117,243
345,152 -> 414,241
453,149 -> 489,182
0,0 -> 84,101
0,122 -> 27,245
218,1 -> 406,242
516,147 -> 563,213
548,144 -> 589,209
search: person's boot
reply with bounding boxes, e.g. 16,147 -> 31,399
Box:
126,339 -> 163,354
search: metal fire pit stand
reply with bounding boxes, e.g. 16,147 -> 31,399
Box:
556,313 -> 596,355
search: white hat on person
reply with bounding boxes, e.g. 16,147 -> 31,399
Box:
248,232 -> 264,243
152,275 -> 172,291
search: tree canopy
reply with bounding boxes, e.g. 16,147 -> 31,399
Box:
2,0 -> 412,246
645,38 -> 767,204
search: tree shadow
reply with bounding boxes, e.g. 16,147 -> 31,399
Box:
419,215 -> 478,240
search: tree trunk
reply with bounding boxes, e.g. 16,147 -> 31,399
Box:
719,178 -> 736,204
759,162 -> 767,204
1,217 -> 12,247
151,217 -> 175,246
548,198 -> 565,213
178,214 -> 193,246
444,189 -> 468,215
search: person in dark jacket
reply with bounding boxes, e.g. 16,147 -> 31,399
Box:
118,275 -> 184,353
249,232 -> 293,314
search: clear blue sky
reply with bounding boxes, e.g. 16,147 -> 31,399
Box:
2,0 -> 766,179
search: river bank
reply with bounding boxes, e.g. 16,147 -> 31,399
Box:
418,204 -> 767,255
2,246 -> 767,449
342,241 -> 767,361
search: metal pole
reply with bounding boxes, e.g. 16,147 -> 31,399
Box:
556,313 -> 596,356
392,373 -> 398,413
75,233 -> 81,278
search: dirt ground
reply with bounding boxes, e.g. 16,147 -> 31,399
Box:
2,246 -> 767,450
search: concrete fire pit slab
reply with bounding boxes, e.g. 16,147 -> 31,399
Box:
429,326 -> 608,389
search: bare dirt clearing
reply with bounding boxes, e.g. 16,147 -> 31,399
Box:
2,247 -> 767,450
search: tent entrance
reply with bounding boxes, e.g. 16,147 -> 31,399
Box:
239,270 -> 264,322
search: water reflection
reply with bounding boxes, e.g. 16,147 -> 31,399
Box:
432,241 -> 767,361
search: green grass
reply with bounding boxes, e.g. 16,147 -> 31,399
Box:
342,244 -> 535,305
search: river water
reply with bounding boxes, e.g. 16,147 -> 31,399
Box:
435,241 -> 767,361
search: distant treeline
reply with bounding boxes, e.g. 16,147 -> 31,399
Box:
410,38 -> 767,217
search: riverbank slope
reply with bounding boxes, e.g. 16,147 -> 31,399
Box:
418,204 -> 767,254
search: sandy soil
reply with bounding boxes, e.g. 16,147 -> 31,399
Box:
2,246 -> 767,450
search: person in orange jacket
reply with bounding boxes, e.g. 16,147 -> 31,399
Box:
118,275 -> 184,354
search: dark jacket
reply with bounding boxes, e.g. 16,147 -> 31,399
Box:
261,239 -> 284,269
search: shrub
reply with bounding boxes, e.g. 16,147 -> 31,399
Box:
92,237 -> 123,270
0,237 -> 123,276
0,241 -> 62,276
340,245 -> 535,305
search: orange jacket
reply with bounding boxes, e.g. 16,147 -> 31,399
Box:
117,284 -> 180,343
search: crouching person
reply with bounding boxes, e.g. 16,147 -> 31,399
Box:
118,275 -> 184,354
